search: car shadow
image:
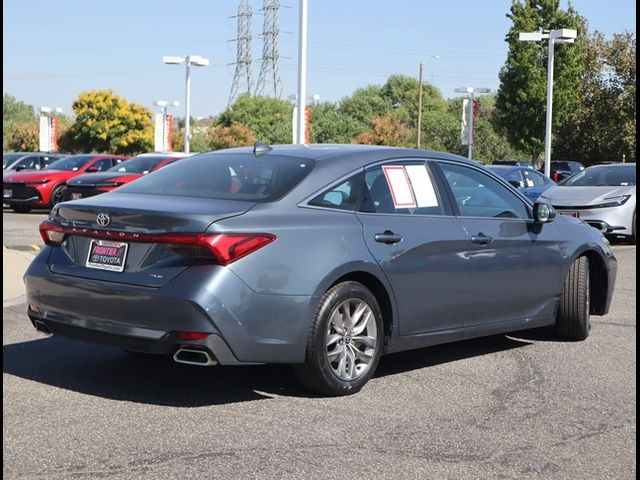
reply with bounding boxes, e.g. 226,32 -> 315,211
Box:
374,333 -> 533,378
4,333 -> 536,405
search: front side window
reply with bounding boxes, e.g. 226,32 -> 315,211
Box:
360,162 -> 443,216
90,159 -> 114,172
440,162 -> 530,219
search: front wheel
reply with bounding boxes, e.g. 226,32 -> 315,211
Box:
294,281 -> 384,396
50,185 -> 65,207
556,256 -> 590,341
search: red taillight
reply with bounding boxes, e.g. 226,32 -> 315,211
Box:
176,331 -> 210,340
38,220 -> 276,265
39,221 -> 67,246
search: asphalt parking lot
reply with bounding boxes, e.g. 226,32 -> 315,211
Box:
3,210 -> 636,480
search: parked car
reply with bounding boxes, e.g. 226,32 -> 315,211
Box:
540,163 -> 636,242
28,144 -> 616,395
487,165 -> 555,202
62,153 -> 186,201
3,152 -> 67,174
3,154 -> 127,212
491,160 -> 533,168
541,161 -> 585,183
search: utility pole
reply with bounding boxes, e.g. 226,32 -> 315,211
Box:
417,63 -> 424,149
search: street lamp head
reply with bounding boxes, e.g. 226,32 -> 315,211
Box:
519,32 -> 545,42
187,55 -> 210,67
54,107 -> 63,114
162,55 -> 185,65
454,87 -> 474,94
154,100 -> 169,107
171,101 -> 180,107
550,28 -> 577,41
39,107 -> 52,114
474,88 -> 491,94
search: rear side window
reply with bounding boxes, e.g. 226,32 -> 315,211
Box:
117,153 -> 316,202
360,162 -> 444,216
309,173 -> 362,211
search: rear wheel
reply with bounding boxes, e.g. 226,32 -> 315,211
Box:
294,281 -> 384,396
556,256 -> 590,341
11,205 -> 31,213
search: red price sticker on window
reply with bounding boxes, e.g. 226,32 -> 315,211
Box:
382,165 -> 417,208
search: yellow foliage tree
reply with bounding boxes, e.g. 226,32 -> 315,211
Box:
66,90 -> 153,155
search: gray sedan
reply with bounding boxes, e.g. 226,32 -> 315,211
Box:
540,163 -> 636,242
26,145 -> 617,395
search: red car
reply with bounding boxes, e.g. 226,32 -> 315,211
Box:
3,154 -> 127,213
62,153 -> 186,201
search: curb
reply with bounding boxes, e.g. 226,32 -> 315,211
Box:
3,244 -> 41,252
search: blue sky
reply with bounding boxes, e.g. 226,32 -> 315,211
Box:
3,0 -> 636,118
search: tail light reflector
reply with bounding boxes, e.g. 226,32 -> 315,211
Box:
176,331 -> 210,340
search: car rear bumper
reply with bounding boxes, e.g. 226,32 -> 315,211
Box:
25,248 -> 314,364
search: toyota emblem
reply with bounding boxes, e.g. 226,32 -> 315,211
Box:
96,213 -> 111,227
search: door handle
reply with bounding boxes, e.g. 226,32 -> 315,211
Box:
470,233 -> 493,246
374,230 -> 403,244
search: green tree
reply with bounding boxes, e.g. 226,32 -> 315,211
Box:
495,0 -> 587,162
338,85 -> 391,127
3,94 -> 37,150
309,103 -> 366,143
555,31 -> 636,163
217,94 -> 292,144
65,90 -> 153,154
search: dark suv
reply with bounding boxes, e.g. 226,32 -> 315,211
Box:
3,152 -> 67,174
542,161 -> 585,183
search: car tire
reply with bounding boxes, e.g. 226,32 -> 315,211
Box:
293,281 -> 384,396
11,205 -> 31,213
50,184 -> 65,208
556,256 -> 590,341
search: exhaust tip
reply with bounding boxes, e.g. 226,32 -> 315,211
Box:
173,348 -> 217,366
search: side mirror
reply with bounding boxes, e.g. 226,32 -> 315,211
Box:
14,165 -> 25,171
85,166 -> 98,173
533,202 -> 556,224
508,180 -> 523,189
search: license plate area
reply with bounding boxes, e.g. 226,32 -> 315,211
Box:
86,239 -> 128,272
71,193 -> 83,200
559,211 -> 579,217
3,189 -> 12,198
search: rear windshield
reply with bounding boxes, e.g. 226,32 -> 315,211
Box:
108,155 -> 173,174
116,153 -> 316,202
46,154 -> 95,171
561,165 -> 636,186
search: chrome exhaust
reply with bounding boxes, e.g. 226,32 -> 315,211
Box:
173,348 -> 217,366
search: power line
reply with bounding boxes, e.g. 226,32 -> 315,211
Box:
228,0 -> 254,105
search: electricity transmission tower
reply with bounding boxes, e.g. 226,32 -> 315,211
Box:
255,0 -> 283,98
228,0 -> 253,105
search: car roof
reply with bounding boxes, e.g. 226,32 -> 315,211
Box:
586,162 -> 635,169
203,144 -> 474,169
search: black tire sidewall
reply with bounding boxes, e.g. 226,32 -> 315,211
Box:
308,282 -> 384,395
50,184 -> 65,207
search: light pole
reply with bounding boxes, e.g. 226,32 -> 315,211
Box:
153,100 -> 179,152
454,87 -> 491,160
417,55 -> 439,149
518,29 -> 577,177
288,93 -> 319,144
162,55 -> 210,153
295,0 -> 308,145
